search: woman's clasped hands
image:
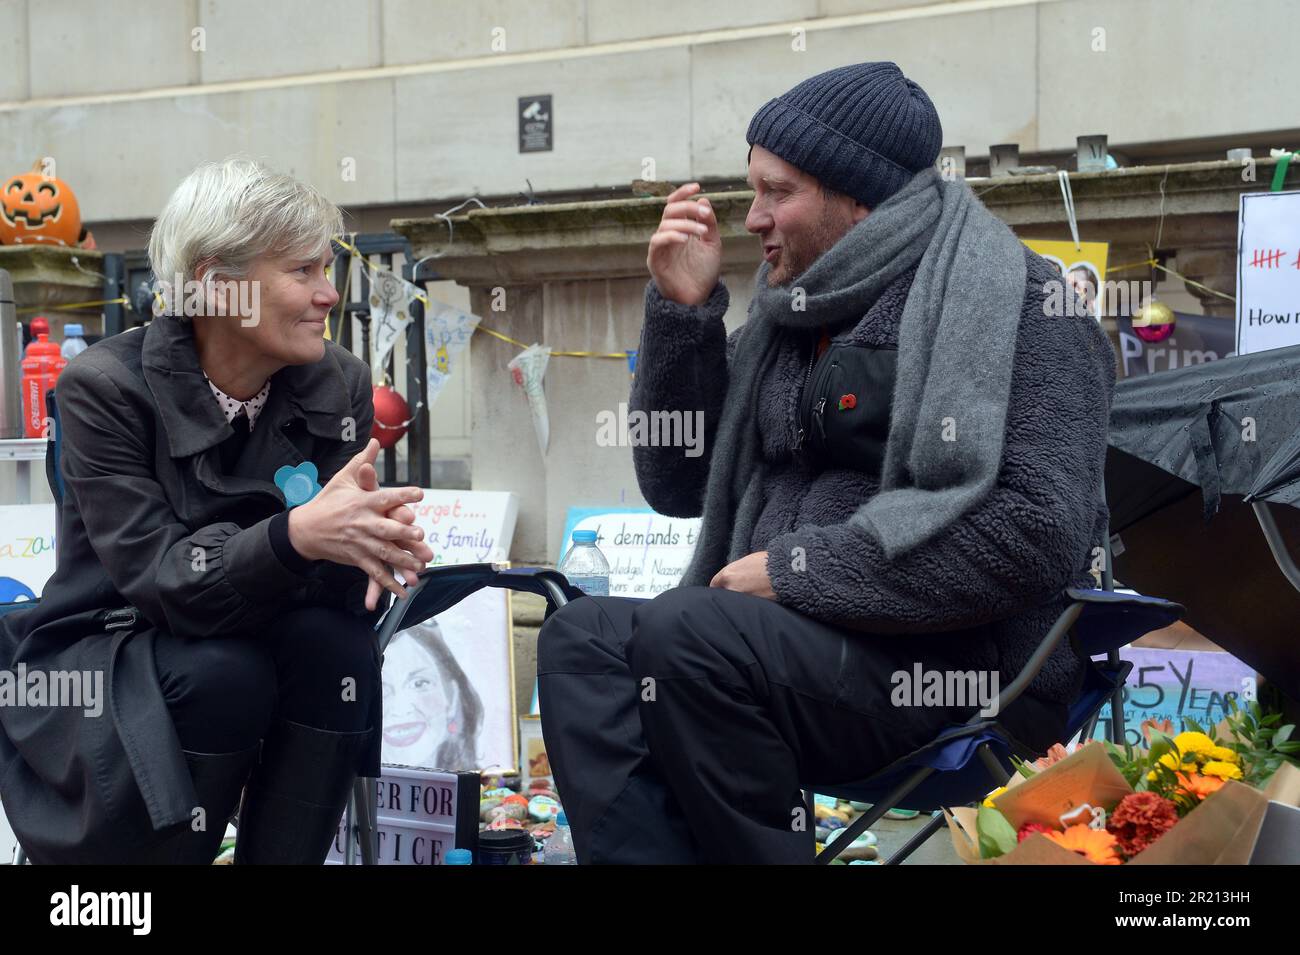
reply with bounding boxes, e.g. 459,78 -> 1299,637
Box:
287,438 -> 435,611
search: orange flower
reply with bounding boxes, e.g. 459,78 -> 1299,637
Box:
1176,771 -> 1225,800
1045,824 -> 1122,864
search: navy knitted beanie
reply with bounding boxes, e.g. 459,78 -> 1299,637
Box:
746,62 -> 943,209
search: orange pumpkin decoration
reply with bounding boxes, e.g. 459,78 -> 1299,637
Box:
0,161 -> 83,247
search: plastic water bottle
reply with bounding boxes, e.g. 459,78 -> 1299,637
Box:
61,323 -> 88,361
557,529 -> 610,597
544,811 -> 577,865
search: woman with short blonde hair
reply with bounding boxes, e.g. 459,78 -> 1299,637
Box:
0,157 -> 433,865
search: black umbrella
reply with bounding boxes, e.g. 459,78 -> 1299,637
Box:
1105,343 -> 1300,701
1248,426 -> 1300,508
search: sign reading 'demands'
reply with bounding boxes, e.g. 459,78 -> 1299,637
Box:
559,507 -> 700,597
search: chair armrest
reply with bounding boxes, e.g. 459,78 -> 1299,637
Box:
978,588 -> 1184,726
375,563 -> 584,652
1064,587 -> 1184,657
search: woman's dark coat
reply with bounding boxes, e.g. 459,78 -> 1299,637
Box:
0,314 -> 383,863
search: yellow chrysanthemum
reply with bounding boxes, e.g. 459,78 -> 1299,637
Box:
983,786 -> 1007,808
1201,760 -> 1243,781
1153,751 -> 1198,778
1173,732 -> 1216,757
1208,745 -> 1239,763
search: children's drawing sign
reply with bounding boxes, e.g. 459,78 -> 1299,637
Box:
0,504 -> 57,603
1236,190 -> 1300,355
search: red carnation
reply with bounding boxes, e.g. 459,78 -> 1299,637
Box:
1107,791 -> 1178,857
1017,822 -> 1052,843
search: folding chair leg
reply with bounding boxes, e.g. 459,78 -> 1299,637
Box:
977,743 -> 1011,787
882,812 -> 946,866
1078,711 -> 1100,745
1109,687 -> 1127,745
815,765 -> 935,865
803,790 -> 816,857
354,778 -> 377,866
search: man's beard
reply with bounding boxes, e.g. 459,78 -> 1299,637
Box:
767,205 -> 855,287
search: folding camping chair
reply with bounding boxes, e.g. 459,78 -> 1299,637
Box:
340,561 -> 1182,866
809,585 -> 1182,864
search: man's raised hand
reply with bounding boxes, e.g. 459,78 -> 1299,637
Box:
646,182 -> 722,306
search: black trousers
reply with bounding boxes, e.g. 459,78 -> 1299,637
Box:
537,586 -> 1070,864
152,605 -> 381,770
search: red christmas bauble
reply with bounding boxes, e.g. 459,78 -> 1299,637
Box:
1132,301 -> 1176,344
371,384 -> 411,449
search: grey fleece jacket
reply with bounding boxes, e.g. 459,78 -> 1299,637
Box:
629,246 -> 1116,704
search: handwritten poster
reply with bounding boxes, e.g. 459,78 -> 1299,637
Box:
408,489 -> 517,566
1088,647 -> 1257,746
1236,190 -> 1300,355
0,504 -> 57,603
558,507 -> 700,597
0,504 -> 56,859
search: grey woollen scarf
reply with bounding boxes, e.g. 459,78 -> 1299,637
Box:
678,166 -> 1029,588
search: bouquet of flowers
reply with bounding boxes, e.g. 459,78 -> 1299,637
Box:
945,701 -> 1300,865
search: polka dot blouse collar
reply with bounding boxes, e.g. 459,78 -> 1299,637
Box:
204,375 -> 271,431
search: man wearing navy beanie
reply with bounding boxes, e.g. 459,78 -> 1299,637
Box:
539,63 -> 1116,863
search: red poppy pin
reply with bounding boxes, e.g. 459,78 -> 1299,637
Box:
838,393 -> 857,411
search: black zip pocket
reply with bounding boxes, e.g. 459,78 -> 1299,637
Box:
798,341 -> 897,476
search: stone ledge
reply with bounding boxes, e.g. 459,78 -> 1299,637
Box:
394,158 -> 1297,286
0,246 -> 107,316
